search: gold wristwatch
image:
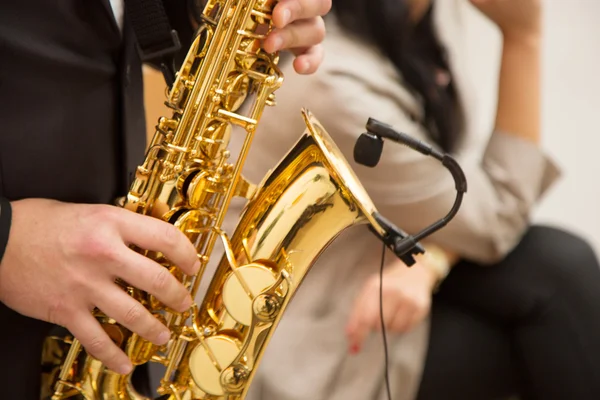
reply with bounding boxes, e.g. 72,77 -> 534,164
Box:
421,244 -> 453,292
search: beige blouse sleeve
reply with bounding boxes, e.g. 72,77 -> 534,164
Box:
302,71 -> 561,265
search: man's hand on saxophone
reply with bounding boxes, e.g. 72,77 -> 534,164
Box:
264,0 -> 332,74
0,199 -> 199,375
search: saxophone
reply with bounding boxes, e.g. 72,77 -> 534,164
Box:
40,0 -> 396,399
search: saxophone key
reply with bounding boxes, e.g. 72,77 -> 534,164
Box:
188,334 -> 243,396
222,262 -> 279,326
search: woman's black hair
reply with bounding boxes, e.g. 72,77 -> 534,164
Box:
331,0 -> 464,152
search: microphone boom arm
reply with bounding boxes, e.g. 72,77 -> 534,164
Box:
354,118 -> 468,266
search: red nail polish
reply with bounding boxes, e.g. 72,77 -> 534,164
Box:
349,344 -> 360,354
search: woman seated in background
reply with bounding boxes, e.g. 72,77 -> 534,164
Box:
237,0 -> 600,399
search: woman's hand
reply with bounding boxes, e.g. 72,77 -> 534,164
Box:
469,0 -> 542,43
264,0 -> 332,74
345,260 -> 438,354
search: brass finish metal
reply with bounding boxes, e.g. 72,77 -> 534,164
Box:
40,0 -> 387,399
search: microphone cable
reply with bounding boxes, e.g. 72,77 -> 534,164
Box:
379,241 -> 392,400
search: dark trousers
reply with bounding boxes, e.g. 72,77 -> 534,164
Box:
415,226 -> 600,400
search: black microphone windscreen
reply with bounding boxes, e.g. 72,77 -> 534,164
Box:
354,132 -> 384,168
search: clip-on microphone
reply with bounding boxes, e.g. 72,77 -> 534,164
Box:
354,118 -> 468,266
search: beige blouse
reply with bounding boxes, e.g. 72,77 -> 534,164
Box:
209,5 -> 560,400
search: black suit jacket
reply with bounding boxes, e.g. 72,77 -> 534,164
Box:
0,1 -> 193,397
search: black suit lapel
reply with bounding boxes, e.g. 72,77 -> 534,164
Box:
100,0 -> 122,36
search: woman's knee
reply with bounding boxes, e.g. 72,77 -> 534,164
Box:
507,225 -> 600,289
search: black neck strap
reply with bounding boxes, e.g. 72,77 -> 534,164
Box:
124,0 -> 182,86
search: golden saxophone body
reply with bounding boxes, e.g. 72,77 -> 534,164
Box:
40,0 -> 389,399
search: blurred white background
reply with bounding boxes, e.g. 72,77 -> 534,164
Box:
449,0 -> 600,253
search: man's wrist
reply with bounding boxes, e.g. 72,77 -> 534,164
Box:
0,197 -> 13,265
